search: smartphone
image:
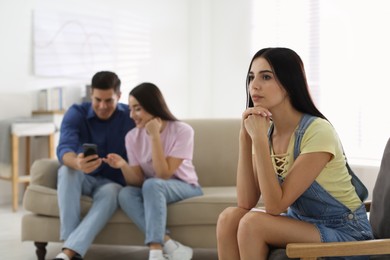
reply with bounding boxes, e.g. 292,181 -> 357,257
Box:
82,143 -> 98,161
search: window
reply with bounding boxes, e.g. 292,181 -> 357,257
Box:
251,0 -> 390,165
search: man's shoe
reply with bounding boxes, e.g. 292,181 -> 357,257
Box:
53,252 -> 70,260
166,241 -> 193,260
72,253 -> 83,260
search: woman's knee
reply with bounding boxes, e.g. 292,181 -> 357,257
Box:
218,207 -> 248,223
142,178 -> 165,192
218,207 -> 239,224
217,207 -> 248,235
237,211 -> 268,243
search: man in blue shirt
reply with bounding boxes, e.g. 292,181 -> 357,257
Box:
54,71 -> 135,260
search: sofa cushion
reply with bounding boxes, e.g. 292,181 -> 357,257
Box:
23,185 -> 92,218
167,187 -> 238,226
183,119 -> 240,187
23,185 -> 242,226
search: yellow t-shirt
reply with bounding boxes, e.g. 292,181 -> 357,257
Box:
271,117 -> 362,211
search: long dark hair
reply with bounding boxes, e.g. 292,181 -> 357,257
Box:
130,82 -> 177,121
246,48 -> 326,119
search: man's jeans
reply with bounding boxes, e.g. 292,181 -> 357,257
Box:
57,165 -> 122,257
118,178 -> 203,245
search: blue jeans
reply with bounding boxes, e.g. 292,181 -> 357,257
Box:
57,165 -> 122,257
118,178 -> 203,245
287,181 -> 373,260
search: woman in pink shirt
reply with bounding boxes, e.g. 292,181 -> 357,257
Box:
104,82 -> 203,260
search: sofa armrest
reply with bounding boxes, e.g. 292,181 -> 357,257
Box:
30,158 -> 60,189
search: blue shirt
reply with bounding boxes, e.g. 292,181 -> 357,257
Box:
57,102 -> 135,186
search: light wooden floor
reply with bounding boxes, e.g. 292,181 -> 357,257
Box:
0,203 -> 218,260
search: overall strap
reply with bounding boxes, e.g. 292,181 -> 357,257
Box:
293,114 -> 317,160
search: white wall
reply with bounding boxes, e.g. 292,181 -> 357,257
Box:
0,0 -> 251,119
0,0 -> 191,116
351,164 -> 380,201
188,0 -> 252,118
0,0 -> 252,205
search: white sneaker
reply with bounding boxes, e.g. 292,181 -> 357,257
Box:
53,252 -> 70,260
150,255 -> 168,260
166,242 -> 193,260
149,249 -> 168,260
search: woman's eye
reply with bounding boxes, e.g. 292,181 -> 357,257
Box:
247,75 -> 254,82
262,74 -> 271,80
133,106 -> 142,112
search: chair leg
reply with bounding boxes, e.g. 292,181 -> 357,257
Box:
34,242 -> 47,260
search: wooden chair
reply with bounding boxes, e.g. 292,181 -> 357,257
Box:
286,138 -> 390,260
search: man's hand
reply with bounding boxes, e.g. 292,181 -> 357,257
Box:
78,153 -> 101,174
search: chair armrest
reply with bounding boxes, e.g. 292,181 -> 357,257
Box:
286,239 -> 390,259
30,158 -> 60,189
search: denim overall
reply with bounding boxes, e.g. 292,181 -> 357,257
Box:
270,114 -> 374,259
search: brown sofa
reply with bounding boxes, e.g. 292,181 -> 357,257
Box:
22,118 -> 255,259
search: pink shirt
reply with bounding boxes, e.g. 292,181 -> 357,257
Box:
125,121 -> 199,186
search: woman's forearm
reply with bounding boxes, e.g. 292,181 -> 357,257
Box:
236,131 -> 261,209
121,164 -> 144,186
150,134 -> 172,179
252,136 -> 283,214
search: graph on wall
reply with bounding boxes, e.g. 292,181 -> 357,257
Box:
33,9 -> 115,78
